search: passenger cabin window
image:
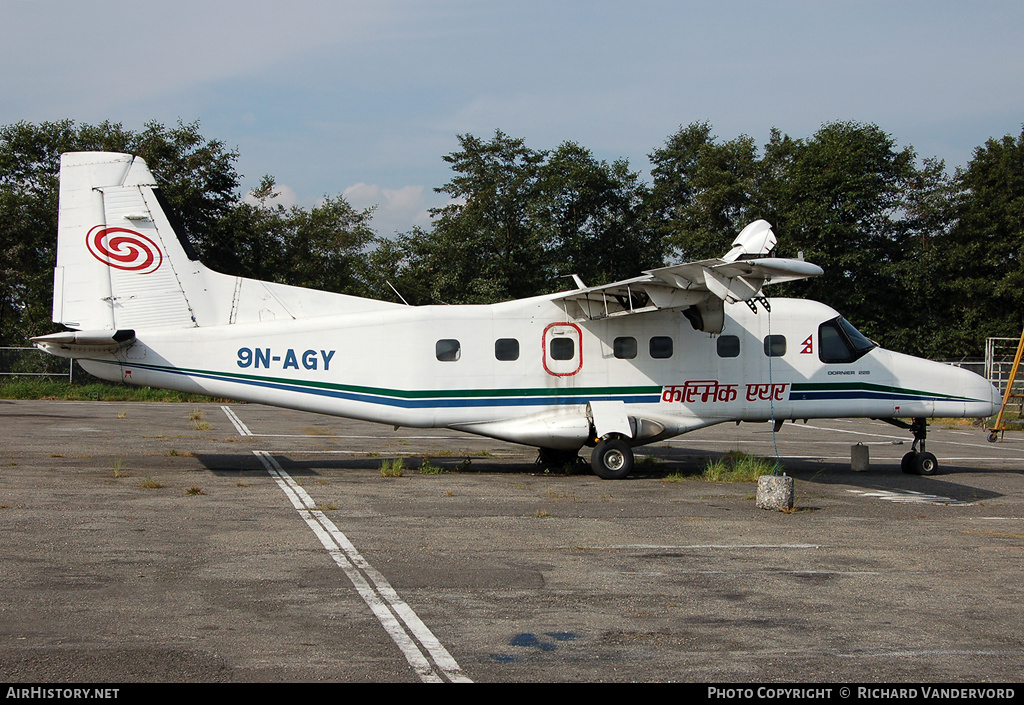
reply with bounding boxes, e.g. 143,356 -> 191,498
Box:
550,337 -> 575,361
818,316 -> 877,364
650,336 -> 673,359
763,335 -> 786,357
614,336 -> 637,359
717,335 -> 740,358
495,338 -> 519,361
435,339 -> 461,362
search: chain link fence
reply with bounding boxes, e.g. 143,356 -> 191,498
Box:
0,347 -> 74,381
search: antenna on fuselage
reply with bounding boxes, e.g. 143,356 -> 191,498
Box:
387,281 -> 411,306
556,274 -> 586,290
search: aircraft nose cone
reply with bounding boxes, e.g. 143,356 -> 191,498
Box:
991,381 -> 1004,413
968,370 -> 1002,418
947,363 -> 1001,418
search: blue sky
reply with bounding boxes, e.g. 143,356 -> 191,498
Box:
3,0 -> 1022,236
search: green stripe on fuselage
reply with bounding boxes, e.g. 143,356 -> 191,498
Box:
791,381 -> 974,402
118,359 -> 663,400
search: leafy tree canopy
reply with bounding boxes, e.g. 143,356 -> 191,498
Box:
3,118 -> 1024,361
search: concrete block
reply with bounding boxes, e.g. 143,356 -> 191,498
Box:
851,443 -> 869,471
756,474 -> 794,511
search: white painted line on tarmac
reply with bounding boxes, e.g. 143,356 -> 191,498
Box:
836,647 -> 1024,659
795,423 -> 905,440
846,488 -> 974,506
934,439 -> 1024,455
780,456 -> 1020,462
266,449 -> 525,458
254,450 -> 471,683
604,544 -> 821,550
221,405 -> 253,436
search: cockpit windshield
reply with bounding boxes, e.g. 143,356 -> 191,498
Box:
818,316 -> 877,364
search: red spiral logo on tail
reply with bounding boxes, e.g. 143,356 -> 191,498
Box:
85,226 -> 163,274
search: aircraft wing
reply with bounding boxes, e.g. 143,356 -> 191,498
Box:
550,220 -> 823,330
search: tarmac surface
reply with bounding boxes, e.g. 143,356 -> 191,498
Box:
1,399 -> 1022,683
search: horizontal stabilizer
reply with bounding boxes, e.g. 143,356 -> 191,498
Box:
31,329 -> 136,357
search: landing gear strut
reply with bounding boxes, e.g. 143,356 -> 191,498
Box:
882,417 -> 938,475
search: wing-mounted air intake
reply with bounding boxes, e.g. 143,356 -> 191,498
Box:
551,220 -> 822,333
721,219 -> 777,262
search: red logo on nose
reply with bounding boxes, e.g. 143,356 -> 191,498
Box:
85,226 -> 163,274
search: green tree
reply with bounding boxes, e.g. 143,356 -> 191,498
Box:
936,127 -> 1024,356
536,142 -> 662,287
757,121 -> 917,343
647,121 -> 921,347
389,131 -> 664,305
422,130 -> 549,303
648,121 -> 759,260
207,176 -> 376,295
883,157 -> 959,358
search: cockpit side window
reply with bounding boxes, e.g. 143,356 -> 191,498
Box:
818,317 -> 877,364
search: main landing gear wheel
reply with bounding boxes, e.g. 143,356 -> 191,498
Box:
591,438 -> 634,480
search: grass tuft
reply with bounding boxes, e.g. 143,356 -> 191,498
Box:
701,451 -> 779,483
110,457 -> 128,478
418,459 -> 445,474
380,457 -> 405,478
189,408 -> 210,430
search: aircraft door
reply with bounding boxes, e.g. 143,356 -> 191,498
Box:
543,322 -> 583,377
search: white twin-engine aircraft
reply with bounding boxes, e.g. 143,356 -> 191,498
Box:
33,152 -> 1001,479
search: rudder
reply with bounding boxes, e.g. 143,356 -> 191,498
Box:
54,152 -> 199,331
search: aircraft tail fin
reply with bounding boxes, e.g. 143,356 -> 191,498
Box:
53,152 -> 202,331
53,152 -> 403,332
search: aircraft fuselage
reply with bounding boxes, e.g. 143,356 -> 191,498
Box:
73,295 -> 998,450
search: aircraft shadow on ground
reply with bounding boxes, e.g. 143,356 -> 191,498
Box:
196,452 -> 544,478
194,448 -> 1008,503
757,456 -> 1006,503
637,447 -> 1008,503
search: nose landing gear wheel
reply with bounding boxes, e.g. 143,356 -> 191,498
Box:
901,452 -> 916,475
885,417 -> 940,476
914,451 -> 938,476
591,438 -> 634,480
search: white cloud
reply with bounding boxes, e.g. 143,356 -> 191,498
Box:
343,183 -> 434,237
243,183 -> 300,210
239,180 -> 437,237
